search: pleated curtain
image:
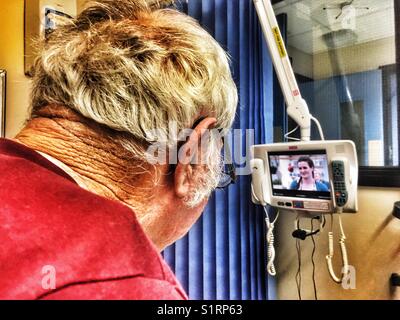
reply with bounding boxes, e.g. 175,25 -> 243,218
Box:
163,0 -> 275,300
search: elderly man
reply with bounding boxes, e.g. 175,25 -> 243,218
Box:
0,0 -> 237,299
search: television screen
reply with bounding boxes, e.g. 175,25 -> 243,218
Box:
268,150 -> 331,200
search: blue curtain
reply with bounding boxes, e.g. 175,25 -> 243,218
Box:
164,0 -> 274,300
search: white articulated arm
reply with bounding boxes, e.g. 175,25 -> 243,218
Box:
253,0 -> 311,141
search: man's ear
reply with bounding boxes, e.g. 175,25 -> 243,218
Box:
174,117 -> 217,199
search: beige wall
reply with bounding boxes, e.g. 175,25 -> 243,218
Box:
288,45 -> 313,80
0,0 -> 80,138
313,37 -> 396,80
77,0 -> 86,13
0,0 -> 31,138
276,187 -> 400,300
39,0 -> 77,13
290,37 -> 395,80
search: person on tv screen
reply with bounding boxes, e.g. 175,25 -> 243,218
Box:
289,156 -> 329,191
314,169 -> 330,190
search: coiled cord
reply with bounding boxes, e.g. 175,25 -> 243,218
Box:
326,211 -> 349,283
263,206 -> 280,276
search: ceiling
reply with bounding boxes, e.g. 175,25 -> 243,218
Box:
273,0 -> 395,55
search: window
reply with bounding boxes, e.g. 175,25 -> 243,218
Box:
272,0 -> 400,187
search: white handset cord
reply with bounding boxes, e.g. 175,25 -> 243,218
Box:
326,210 -> 349,283
251,185 -> 280,277
263,206 -> 280,276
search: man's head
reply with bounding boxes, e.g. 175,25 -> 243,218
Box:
25,0 -> 238,248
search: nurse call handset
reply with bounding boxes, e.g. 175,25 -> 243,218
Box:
326,159 -> 350,284
331,160 -> 348,208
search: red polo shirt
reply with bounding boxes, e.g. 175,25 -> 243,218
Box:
0,139 -> 187,300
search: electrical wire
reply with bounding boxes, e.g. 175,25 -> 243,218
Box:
294,215 -> 302,300
321,214 -> 327,230
284,126 -> 301,141
311,116 -> 325,141
295,238 -> 302,300
284,116 -> 325,142
310,218 -> 318,300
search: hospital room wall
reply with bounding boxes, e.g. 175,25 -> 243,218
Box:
303,70 -> 384,166
0,0 -> 85,138
0,0 -> 31,138
288,37 -> 395,81
276,38 -> 400,301
276,187 -> 400,300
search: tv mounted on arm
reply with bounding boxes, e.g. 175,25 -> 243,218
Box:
251,0 -> 359,284
251,0 -> 358,214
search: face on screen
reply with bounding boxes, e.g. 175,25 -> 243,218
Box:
268,151 -> 331,199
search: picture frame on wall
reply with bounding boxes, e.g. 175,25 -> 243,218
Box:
0,70 -> 6,138
24,0 -> 76,76
44,7 -> 73,38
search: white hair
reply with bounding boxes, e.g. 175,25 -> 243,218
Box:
30,0 -> 238,206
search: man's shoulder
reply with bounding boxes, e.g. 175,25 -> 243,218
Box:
0,139 -> 184,299
0,138 -> 137,237
41,276 -> 188,300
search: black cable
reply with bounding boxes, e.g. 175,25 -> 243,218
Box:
295,238 -> 302,300
310,218 -> 318,300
